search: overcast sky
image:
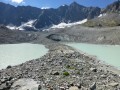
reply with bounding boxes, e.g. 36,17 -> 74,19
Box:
0,0 -> 116,8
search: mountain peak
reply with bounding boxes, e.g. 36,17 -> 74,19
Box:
111,1 -> 120,7
70,1 -> 80,6
71,1 -> 78,5
102,1 -> 120,13
70,1 -> 84,8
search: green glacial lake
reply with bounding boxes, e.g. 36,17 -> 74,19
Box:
66,43 -> 120,68
0,43 -> 48,69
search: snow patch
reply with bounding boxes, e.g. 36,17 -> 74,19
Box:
22,20 -> 36,27
41,7 -> 50,9
98,13 -> 107,17
98,14 -> 103,17
7,20 -> 36,30
6,25 -> 18,30
62,4 -> 66,6
51,19 -> 87,29
43,19 -> 87,31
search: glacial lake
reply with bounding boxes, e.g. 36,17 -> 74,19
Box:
0,43 -> 48,69
66,43 -> 120,68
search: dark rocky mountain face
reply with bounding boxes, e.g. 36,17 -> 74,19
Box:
102,1 -> 120,13
0,2 -> 101,30
34,9 -> 61,29
34,2 -> 101,29
0,2 -> 41,26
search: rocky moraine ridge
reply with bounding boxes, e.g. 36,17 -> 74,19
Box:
0,43 -> 120,90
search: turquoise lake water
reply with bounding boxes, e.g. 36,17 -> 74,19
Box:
0,43 -> 48,69
66,43 -> 120,68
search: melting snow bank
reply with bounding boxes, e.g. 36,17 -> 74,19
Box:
43,19 -> 87,31
7,19 -> 87,31
7,20 -> 37,30
51,19 -> 87,29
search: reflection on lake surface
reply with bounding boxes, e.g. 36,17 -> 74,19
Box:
0,43 -> 48,69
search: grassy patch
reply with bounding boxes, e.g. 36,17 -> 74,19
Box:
63,71 -> 70,76
76,71 -> 80,75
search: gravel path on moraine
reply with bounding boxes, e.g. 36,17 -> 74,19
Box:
0,43 -> 120,90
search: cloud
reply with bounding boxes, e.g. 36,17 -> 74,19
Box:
11,0 -> 24,4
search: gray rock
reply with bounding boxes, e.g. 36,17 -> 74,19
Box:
90,68 -> 97,72
69,86 -> 79,90
60,86 -> 65,90
6,65 -> 12,69
1,78 -> 7,83
76,83 -> 81,89
90,82 -> 96,90
53,72 -> 60,75
11,78 -> 39,90
0,83 -> 10,90
108,82 -> 119,87
38,85 -> 42,90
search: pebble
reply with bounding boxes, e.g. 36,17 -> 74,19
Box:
90,82 -> 96,90
69,86 -> 79,90
108,82 -> 119,87
90,68 -> 97,72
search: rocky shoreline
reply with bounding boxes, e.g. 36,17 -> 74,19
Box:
0,43 -> 120,90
